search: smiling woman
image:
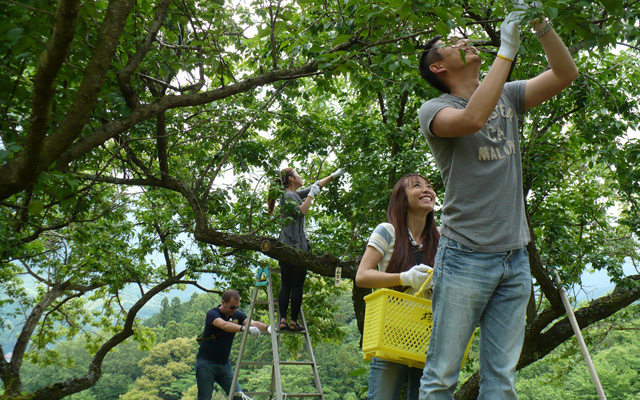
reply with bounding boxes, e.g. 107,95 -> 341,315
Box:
355,173 -> 440,400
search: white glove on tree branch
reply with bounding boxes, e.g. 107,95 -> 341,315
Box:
249,326 -> 260,337
331,167 -> 346,179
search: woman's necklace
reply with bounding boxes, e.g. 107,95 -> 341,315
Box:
407,228 -> 423,249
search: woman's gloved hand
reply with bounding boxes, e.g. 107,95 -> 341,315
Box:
400,264 -> 433,289
308,183 -> 321,198
331,167 -> 346,179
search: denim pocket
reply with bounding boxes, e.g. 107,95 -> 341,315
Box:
443,237 -> 476,254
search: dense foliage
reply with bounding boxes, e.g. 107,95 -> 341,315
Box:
1,0 -> 640,399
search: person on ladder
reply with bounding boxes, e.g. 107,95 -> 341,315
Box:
356,173 -> 440,400
267,166 -> 346,332
195,289 -> 269,400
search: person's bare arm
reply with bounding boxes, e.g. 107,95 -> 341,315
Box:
212,317 -> 243,333
249,320 -> 268,331
316,175 -> 334,188
355,246 -> 402,288
431,12 -> 521,138
299,195 -> 313,215
430,58 -> 514,138
524,20 -> 579,110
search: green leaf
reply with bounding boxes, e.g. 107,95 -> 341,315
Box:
27,200 -> 43,214
599,0 -> 624,15
3,27 -> 23,46
332,34 -> 352,47
348,367 -> 368,377
435,21 -> 450,37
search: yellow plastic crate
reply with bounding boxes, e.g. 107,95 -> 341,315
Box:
362,281 -> 473,369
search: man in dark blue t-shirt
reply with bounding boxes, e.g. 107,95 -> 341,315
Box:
196,289 -> 268,400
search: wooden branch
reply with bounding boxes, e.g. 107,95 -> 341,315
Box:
44,0 -> 136,166
0,0 -> 136,199
116,0 -> 171,109
79,171 -> 358,277
194,228 -> 360,279
1,280 -> 71,396
24,0 -> 81,181
269,0 -> 282,69
455,275 -> 640,399
25,272 -> 186,400
525,207 -> 564,311
153,219 -> 174,277
1,20 -> 430,201
520,275 -> 640,368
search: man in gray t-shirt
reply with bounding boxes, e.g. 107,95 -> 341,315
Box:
415,5 -> 578,400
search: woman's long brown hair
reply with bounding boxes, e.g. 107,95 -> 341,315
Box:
267,168 -> 296,215
385,174 -> 440,283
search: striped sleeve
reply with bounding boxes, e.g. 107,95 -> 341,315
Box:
367,223 -> 395,257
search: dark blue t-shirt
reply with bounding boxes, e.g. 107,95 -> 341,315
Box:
196,306 -> 247,363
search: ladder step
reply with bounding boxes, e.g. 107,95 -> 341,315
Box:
239,361 -> 275,367
280,361 -> 315,366
238,392 -> 273,396
240,392 -> 323,397
239,360 -> 317,367
255,299 -> 279,305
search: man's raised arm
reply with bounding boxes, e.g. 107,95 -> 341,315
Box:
524,18 -> 579,110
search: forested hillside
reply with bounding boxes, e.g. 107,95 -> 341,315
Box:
13,291 -> 640,399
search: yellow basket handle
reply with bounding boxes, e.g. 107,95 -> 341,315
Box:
414,270 -> 433,298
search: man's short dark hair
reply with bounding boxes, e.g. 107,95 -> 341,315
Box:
419,35 -> 451,94
222,289 -> 240,302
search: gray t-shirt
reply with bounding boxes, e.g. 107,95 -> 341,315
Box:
277,187 -> 311,251
418,81 -> 530,252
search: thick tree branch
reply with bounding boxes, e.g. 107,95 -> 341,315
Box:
24,0 -> 81,178
116,0 -> 171,109
0,30 -> 384,200
153,220 -> 174,277
26,272 -> 187,400
269,0 -> 282,70
0,0 -> 136,199
455,275 -> 640,400
194,228 -> 359,279
1,280 -> 71,396
520,275 -> 640,370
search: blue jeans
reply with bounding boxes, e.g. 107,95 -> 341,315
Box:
195,358 -> 242,400
419,235 -> 531,400
368,357 -> 422,400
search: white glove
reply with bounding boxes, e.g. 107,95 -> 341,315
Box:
249,326 -> 260,337
308,183 -> 321,198
267,325 -> 272,335
513,0 -> 542,11
400,264 -> 433,289
514,0 -> 543,25
331,167 -> 346,179
497,11 -> 522,62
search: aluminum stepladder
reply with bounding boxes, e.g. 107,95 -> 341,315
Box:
229,267 -> 325,400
